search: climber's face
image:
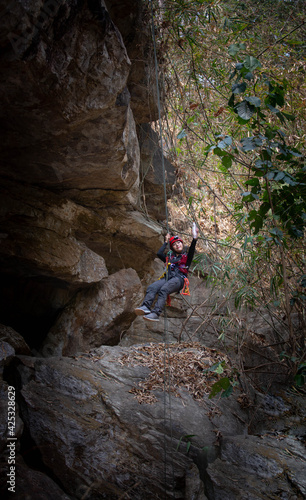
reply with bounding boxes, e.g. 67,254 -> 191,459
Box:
172,240 -> 183,253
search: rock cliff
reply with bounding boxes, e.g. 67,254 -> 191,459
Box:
0,0 -> 174,347
0,1 -> 305,500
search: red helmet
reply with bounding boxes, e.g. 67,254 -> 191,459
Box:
169,235 -> 183,249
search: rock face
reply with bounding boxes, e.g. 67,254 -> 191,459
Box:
11,345 -> 305,500
0,0 -> 174,342
17,344 -> 246,499
206,434 -> 306,499
41,267 -> 143,356
139,123 -> 176,220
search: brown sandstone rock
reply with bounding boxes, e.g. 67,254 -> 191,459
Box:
0,181 -> 109,284
105,0 -> 159,123
41,268 -> 143,356
139,124 -> 176,220
0,0 -> 172,336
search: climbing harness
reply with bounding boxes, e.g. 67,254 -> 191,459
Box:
164,278 -> 190,307
157,250 -> 191,308
181,277 -> 190,296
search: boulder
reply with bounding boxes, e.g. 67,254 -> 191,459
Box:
0,456 -> 71,500
0,325 -> 31,356
0,341 -> 15,372
18,342 -> 248,499
0,180 -> 110,285
41,268 -> 143,356
0,0 -> 163,276
0,328 -> 25,455
76,207 -> 164,275
206,434 -> 306,500
0,1 -> 137,195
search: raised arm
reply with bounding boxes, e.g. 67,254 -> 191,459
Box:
186,224 -> 199,267
186,238 -> 197,268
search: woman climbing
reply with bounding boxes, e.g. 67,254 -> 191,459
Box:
135,223 -> 199,322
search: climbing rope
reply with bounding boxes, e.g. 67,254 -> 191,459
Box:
149,0 -> 175,494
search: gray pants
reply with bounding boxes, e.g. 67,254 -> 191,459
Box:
142,276 -> 183,315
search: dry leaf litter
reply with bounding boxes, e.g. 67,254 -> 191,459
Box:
120,342 -> 232,404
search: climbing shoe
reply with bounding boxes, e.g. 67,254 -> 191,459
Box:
134,305 -> 151,316
143,312 -> 159,322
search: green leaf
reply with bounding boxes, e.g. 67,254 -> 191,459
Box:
217,136 -> 232,149
269,227 -> 284,239
265,171 -> 276,180
222,155 -> 232,169
259,202 -> 271,216
288,149 -> 302,157
244,55 -> 261,72
206,361 -> 225,373
266,103 -> 280,114
228,43 -> 246,56
245,96 -> 261,107
177,129 -> 187,140
213,147 -> 224,157
221,385 -> 233,398
235,100 -> 255,120
232,82 -> 247,94
245,178 -> 260,187
209,377 -> 231,399
215,364 -> 224,374
249,214 -> 264,234
237,116 -> 251,124
274,171 -> 286,181
283,175 -> 298,186
240,137 -> 256,151
244,72 -> 254,81
176,434 -> 196,452
228,93 -> 235,108
294,374 -> 305,387
281,112 -> 295,122
187,115 -> 196,124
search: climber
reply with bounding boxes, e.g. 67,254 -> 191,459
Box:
135,223 -> 199,322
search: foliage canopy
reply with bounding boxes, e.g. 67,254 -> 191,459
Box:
150,0 -> 306,384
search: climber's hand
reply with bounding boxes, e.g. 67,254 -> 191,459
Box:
192,223 -> 199,239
